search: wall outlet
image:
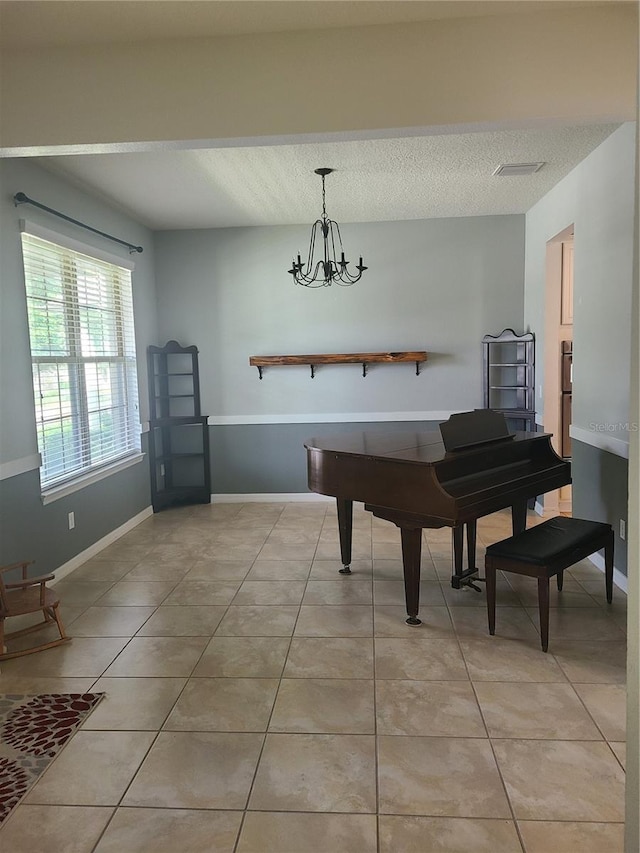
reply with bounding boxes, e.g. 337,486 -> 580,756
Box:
619,519 -> 625,540
68,511 -> 75,530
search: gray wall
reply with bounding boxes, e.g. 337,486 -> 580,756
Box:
525,123 -> 635,437
211,420 -> 442,495
154,215 -> 526,491
155,216 -> 525,417
0,436 -> 151,573
524,123 -> 636,577
571,440 -> 629,576
0,159 -> 158,571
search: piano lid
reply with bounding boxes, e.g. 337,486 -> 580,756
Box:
304,431 -> 443,462
305,426 -> 539,468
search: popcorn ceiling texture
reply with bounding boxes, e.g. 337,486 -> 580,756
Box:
39,124 -> 618,230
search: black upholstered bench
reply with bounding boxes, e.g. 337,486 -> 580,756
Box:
484,516 -> 614,652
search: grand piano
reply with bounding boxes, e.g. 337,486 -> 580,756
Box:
305,410 -> 571,625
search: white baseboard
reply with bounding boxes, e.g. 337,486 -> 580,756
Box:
535,501 -> 578,520
51,506 -> 153,584
588,550 -> 628,594
211,493 -> 334,503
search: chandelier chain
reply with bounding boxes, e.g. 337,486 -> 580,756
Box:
321,174 -> 327,219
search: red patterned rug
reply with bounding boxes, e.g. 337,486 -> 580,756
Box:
0,693 -> 103,826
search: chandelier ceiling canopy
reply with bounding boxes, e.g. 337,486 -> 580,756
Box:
288,168 -> 367,288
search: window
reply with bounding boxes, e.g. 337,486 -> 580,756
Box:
21,226 -> 141,493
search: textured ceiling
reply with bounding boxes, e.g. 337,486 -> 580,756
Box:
37,124 -> 619,229
0,1 -> 605,47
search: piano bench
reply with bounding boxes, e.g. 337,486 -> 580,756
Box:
484,516 -> 614,652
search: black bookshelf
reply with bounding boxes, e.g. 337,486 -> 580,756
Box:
147,340 -> 211,511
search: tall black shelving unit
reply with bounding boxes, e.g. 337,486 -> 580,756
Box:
147,340 -> 211,512
482,328 -> 536,432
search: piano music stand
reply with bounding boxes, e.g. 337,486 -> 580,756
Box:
439,408 -> 513,453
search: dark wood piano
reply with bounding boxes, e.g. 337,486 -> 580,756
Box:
304,410 -> 571,625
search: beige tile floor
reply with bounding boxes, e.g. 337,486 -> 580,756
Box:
0,503 -> 627,853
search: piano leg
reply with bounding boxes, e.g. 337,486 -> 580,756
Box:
399,525 -> 423,625
467,522 -> 476,573
336,498 -> 353,574
451,521 -> 484,591
511,499 -> 528,535
452,524 -> 464,582
363,505 -> 434,624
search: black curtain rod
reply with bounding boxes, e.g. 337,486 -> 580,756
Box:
13,192 -> 143,254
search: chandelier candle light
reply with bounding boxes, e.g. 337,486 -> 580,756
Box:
289,168 -> 367,288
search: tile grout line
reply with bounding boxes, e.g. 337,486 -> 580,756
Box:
231,501 -> 326,851
2,504 -> 627,851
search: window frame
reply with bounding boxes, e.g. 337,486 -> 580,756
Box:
20,220 -> 143,501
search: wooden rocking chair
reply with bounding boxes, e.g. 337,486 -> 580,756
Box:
0,560 -> 70,660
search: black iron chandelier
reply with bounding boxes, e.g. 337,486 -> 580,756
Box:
288,168 -> 367,288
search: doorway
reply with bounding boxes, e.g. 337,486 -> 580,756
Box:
543,224 -> 574,515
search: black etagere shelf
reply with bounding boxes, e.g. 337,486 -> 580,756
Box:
482,329 -> 536,432
147,340 -> 211,511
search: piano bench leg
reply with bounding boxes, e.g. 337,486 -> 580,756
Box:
406,616 -> 422,626
339,565 -> 352,574
538,577 -> 550,653
486,564 -> 497,636
605,532 -> 614,604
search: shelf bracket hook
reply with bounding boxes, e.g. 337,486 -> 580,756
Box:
257,366 -> 263,380
310,365 -> 315,379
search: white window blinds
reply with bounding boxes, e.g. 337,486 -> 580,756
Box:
21,230 -> 141,491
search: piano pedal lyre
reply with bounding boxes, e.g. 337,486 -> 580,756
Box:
451,568 -> 486,593
467,576 -> 485,592
451,522 -> 486,593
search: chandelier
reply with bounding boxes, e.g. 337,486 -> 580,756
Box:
288,168 -> 367,288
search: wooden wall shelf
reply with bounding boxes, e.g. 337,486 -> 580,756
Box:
249,351 -> 428,379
